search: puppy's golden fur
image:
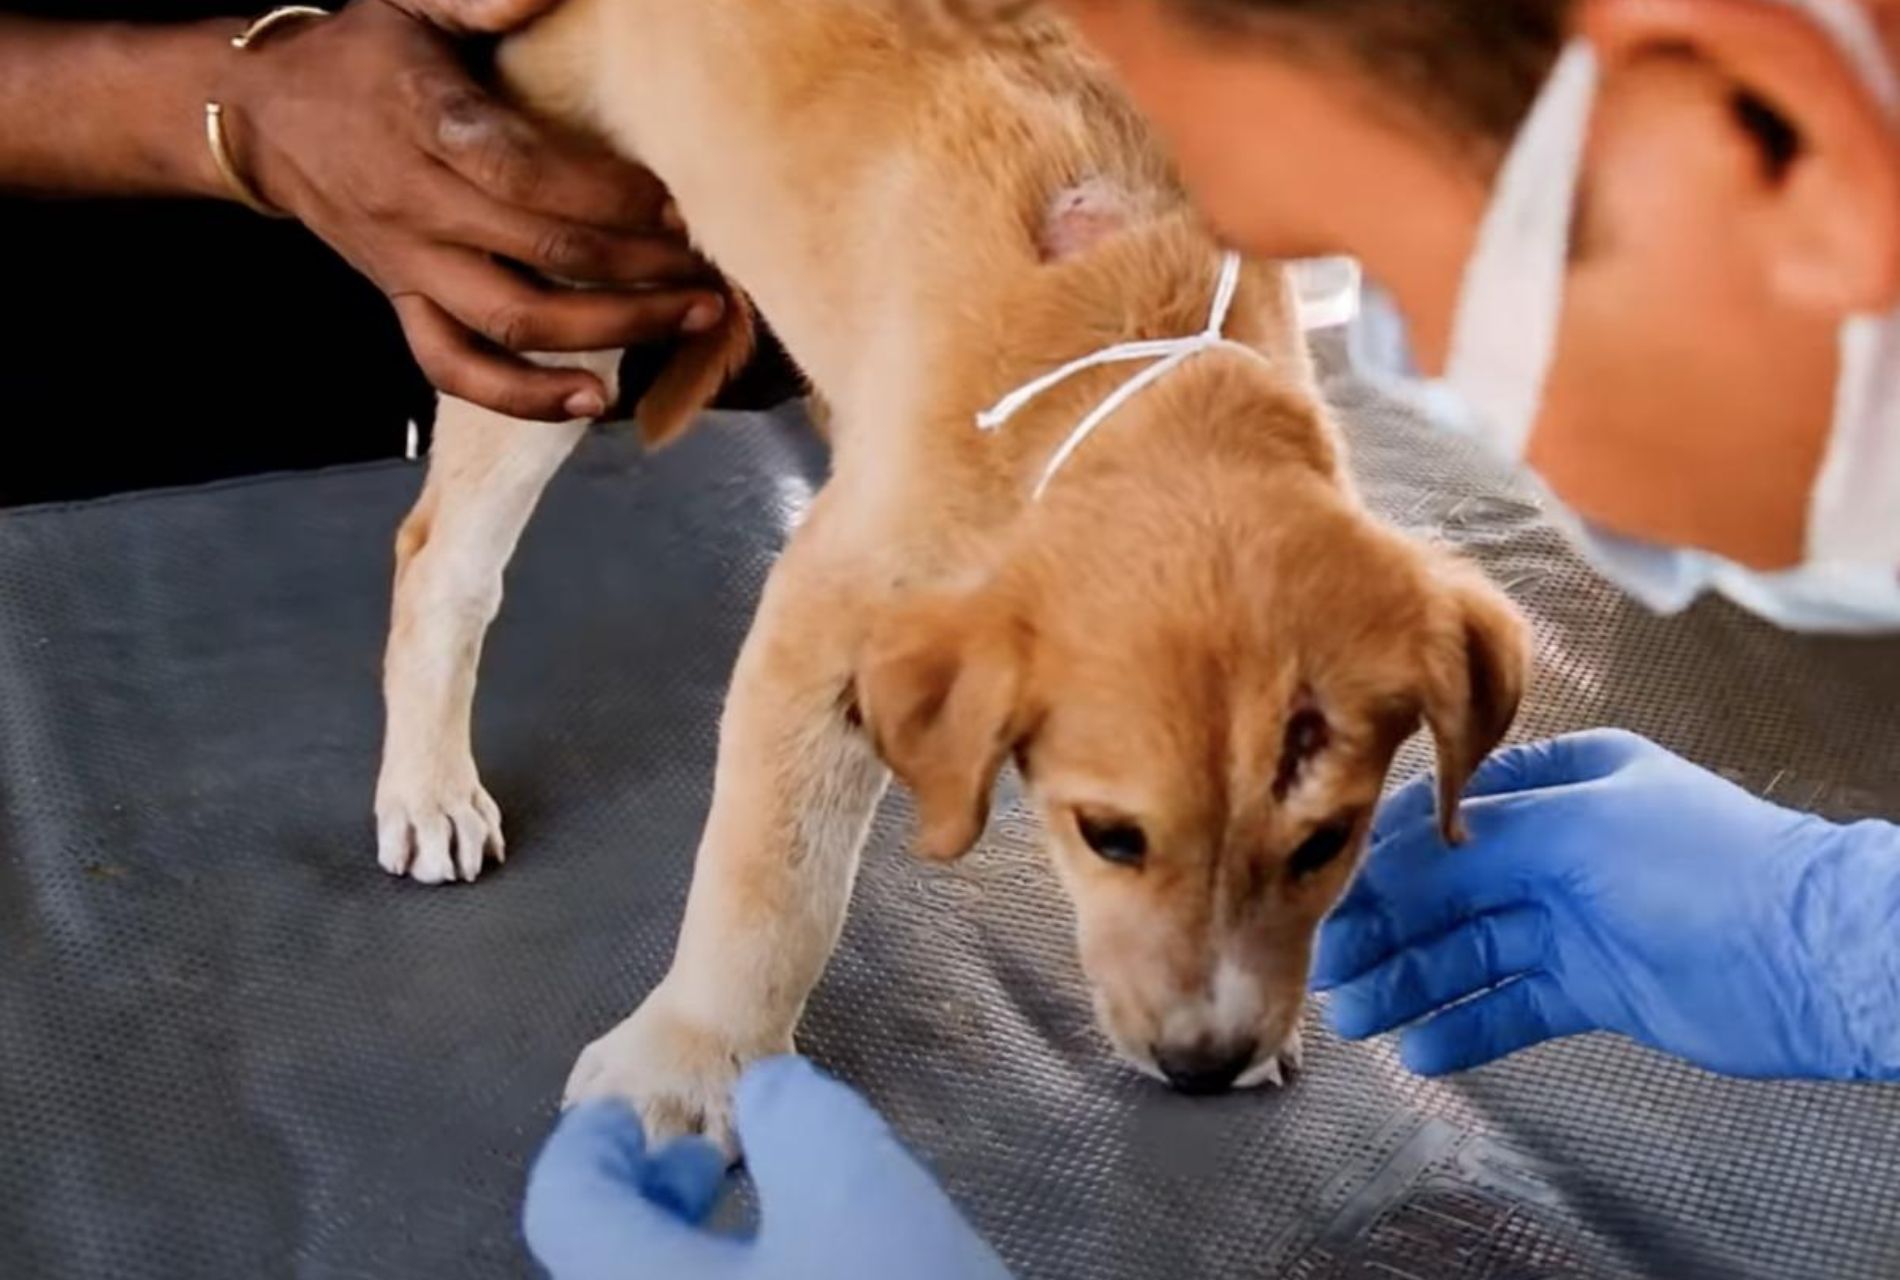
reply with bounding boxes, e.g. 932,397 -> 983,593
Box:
374,1 -> 1529,1138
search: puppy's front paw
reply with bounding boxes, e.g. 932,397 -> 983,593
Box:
1239,1024 -> 1305,1090
374,755 -> 504,886
564,995 -> 788,1150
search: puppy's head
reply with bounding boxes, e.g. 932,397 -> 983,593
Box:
858,455 -> 1527,1092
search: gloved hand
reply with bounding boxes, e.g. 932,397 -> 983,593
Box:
1313,729 -> 1900,1081
524,1056 -> 1014,1280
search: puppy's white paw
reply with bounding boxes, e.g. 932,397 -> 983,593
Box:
1239,1024 -> 1305,1090
564,995 -> 788,1150
374,760 -> 504,885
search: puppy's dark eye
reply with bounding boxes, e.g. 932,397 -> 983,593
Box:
1077,814 -> 1147,867
1288,822 -> 1353,879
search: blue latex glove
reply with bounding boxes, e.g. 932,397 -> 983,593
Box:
524,1056 -> 1013,1280
1313,730 -> 1900,1081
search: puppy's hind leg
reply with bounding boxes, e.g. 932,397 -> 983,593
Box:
564,508 -> 888,1145
375,356 -> 608,884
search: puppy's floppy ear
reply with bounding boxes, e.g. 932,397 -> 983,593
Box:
1421,560 -> 1531,844
857,588 -> 1028,861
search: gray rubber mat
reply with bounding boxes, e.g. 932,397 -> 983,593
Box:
2,369 -> 1898,1280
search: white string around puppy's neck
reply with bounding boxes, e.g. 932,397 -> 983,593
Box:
976,251 -> 1270,501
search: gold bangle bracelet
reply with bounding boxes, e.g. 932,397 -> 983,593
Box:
203,6 -> 331,218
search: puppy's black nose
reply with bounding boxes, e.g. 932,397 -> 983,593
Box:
1155,1040 -> 1256,1095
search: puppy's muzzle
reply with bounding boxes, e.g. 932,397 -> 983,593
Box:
1153,1037 -> 1257,1095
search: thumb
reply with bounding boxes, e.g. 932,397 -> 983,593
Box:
1370,731 -> 1644,844
734,1058 -> 1011,1274
735,1057 -> 946,1217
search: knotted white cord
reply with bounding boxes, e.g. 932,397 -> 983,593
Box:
976,251 -> 1272,500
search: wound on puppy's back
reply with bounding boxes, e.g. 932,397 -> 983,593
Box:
1038,176 -> 1137,262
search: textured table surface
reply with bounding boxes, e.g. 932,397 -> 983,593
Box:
2,376 -> 1897,1279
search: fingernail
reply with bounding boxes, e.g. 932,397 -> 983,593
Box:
565,390 -> 606,419
681,297 -> 725,334
660,199 -> 686,234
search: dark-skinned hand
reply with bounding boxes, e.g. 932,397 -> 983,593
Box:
220,0 -> 720,420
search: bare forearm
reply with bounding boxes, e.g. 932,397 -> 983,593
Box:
0,17 -> 245,199
0,2 -> 719,423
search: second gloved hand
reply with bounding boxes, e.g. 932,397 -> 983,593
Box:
1314,730 -> 1900,1081
524,1056 -> 1013,1280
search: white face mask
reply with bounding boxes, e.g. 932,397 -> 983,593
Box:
1439,0 -> 1900,632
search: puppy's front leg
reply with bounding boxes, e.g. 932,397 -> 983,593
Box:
565,518 -> 888,1143
377,354 -> 612,884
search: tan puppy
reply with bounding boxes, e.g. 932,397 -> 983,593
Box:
374,2 -> 1529,1139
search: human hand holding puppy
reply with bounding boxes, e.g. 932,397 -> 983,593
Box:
525,1058 -> 1012,1280
0,1 -> 720,424
1315,730 -> 1900,1081
216,0 -> 723,421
